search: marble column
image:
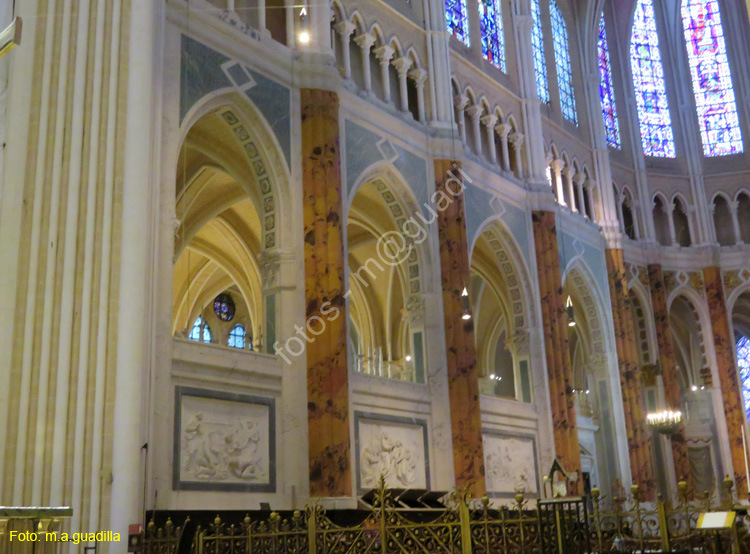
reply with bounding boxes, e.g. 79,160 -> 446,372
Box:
647,264 -> 691,488
605,249 -> 655,498
301,89 -> 351,498
531,211 -> 582,491
435,159 -> 485,497
408,68 -> 427,122
703,266 -> 748,498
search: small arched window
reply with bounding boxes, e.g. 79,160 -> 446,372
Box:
189,316 -> 212,344
673,199 -> 692,247
530,0 -> 549,103
550,0 -> 577,124
653,196 -> 671,246
228,324 -> 246,349
479,0 -> 506,71
713,195 -> 734,246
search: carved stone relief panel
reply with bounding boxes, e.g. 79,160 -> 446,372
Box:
174,387 -> 276,492
483,432 -> 539,498
354,412 -> 429,492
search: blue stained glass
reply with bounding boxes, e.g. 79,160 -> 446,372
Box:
531,0 -> 549,103
630,0 -> 676,157
736,336 -> 750,419
479,0 -> 506,72
228,324 -> 246,349
598,13 -> 621,148
682,0 -> 743,156
189,316 -> 212,343
446,0 -> 470,46
550,0 -> 577,124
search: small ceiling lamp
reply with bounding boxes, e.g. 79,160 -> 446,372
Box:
405,355 -> 412,362
566,296 -> 576,327
298,6 -> 310,45
461,287 -> 471,320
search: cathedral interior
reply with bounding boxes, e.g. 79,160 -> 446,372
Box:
2,0 -> 750,551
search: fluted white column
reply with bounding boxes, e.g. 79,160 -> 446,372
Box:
509,132 -> 524,179
454,94 -> 469,144
551,159 -> 565,206
495,123 -> 511,171
730,201 -> 742,244
575,173 -> 586,218
563,167 -> 576,212
110,0 -> 157,540
466,104 -> 483,156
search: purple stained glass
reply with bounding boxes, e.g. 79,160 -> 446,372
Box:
598,13 -> 621,148
446,0 -> 470,46
479,0 -> 506,71
736,336 -> 750,419
551,0 -> 577,124
630,0 -> 676,157
682,0 -> 743,156
531,0 -> 549,103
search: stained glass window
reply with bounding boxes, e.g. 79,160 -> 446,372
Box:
479,0 -> 505,72
213,293 -> 235,321
735,336 -> 750,419
550,0 -> 577,124
189,316 -> 212,343
446,0 -> 470,46
228,324 -> 246,349
598,13 -> 621,148
630,0 -> 676,157
681,0 -> 743,156
531,0 -> 549,103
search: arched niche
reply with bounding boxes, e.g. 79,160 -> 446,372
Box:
345,172 -> 431,383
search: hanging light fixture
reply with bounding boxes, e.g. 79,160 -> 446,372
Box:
566,296 -> 576,327
461,287 -> 471,320
298,6 -> 310,45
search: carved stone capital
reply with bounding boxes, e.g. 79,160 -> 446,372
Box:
334,20 -> 356,38
480,113 -> 498,128
374,44 -> 395,64
354,32 -> 375,51
408,67 -> 427,85
508,132 -> 524,146
454,94 -> 469,110
494,122 -> 512,137
392,56 -> 413,76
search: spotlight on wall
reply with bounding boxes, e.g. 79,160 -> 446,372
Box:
461,287 -> 471,320
298,7 -> 310,45
566,296 -> 576,327
691,384 -> 698,392
405,355 -> 412,362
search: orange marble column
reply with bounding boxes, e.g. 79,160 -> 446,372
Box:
703,266 -> 748,498
531,211 -> 581,490
605,249 -> 655,498
435,160 -> 485,497
301,89 -> 351,497
647,264 -> 691,487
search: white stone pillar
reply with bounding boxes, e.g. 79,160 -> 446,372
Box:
334,20 -> 356,79
481,113 -> 498,164
259,0 -> 266,31
551,159 -> 565,206
354,33 -> 375,93
666,202 -> 677,246
466,104 -> 483,156
563,167 -> 576,212
495,122 -> 511,171
730,200 -> 743,244
392,56 -> 412,112
575,173 -> 586,218
408,67 -> 427,122
509,132 -> 524,179
374,44 -> 395,104
454,94 -> 469,144
109,0 -> 157,540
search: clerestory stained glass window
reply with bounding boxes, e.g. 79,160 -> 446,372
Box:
598,13 -> 621,148
189,316 -> 212,343
681,0 -> 743,156
630,0 -> 676,157
735,336 -> 750,419
479,0 -> 506,72
550,0 -> 577,124
531,0 -> 549,103
446,0 -> 470,46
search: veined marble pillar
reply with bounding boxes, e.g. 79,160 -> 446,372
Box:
435,159 -> 485,497
301,89 -> 351,498
647,264 -> 691,488
605,249 -> 655,498
703,266 -> 748,498
531,211 -> 581,490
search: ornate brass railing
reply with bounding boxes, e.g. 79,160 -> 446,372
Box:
144,477 -> 750,554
